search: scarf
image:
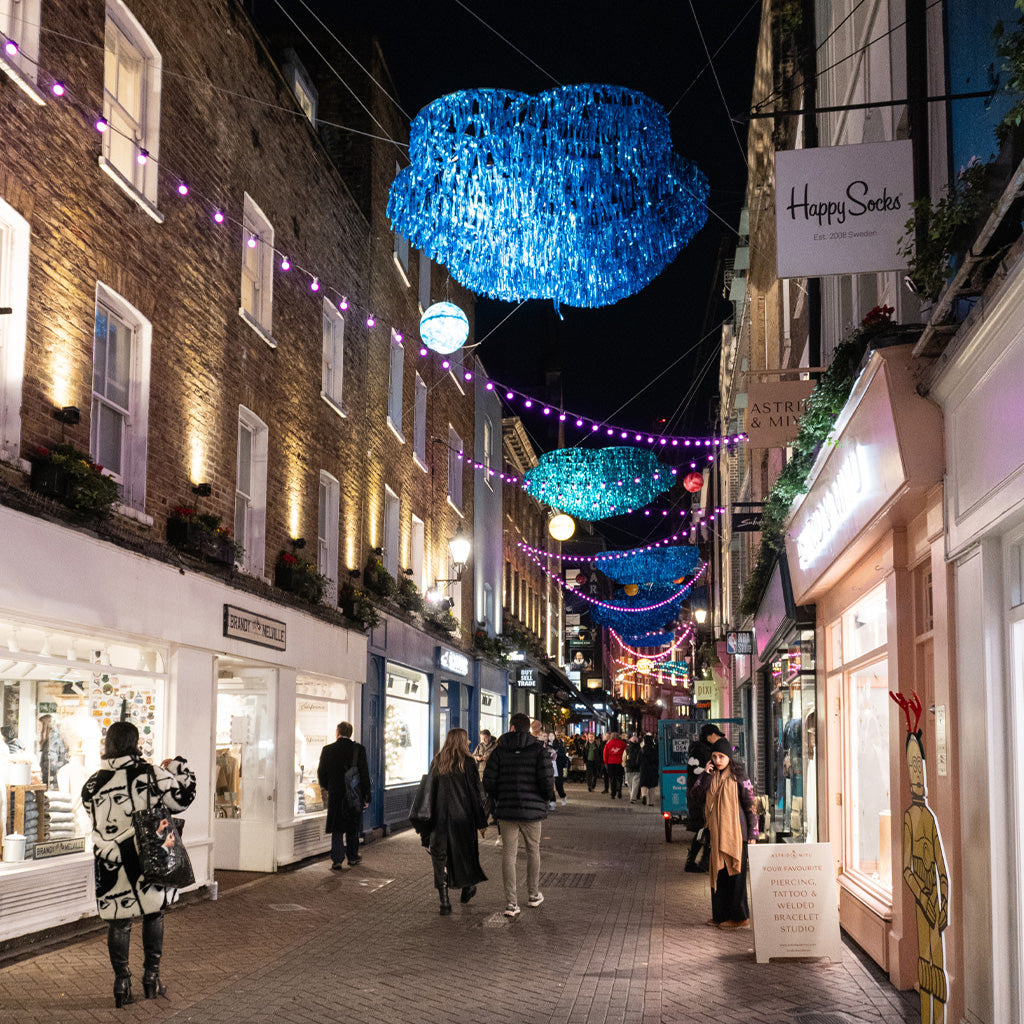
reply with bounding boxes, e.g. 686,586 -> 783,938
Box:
705,769 -> 743,890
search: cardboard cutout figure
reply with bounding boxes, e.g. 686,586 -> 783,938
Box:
890,691 -> 949,1024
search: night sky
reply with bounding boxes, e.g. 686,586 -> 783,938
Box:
301,1 -> 759,543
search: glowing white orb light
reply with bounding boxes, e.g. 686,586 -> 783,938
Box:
420,301 -> 469,354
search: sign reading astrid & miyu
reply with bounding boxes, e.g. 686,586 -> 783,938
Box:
775,140 -> 914,278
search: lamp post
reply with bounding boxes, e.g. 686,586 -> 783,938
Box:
427,525 -> 472,608
691,608 -> 707,689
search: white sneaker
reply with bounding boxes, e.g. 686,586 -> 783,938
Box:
548,801 -> 556,809
527,892 -> 544,908
561,797 -> 567,805
504,903 -> 521,918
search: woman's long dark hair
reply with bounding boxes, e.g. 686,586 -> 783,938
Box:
435,728 -> 471,775
104,721 -> 140,758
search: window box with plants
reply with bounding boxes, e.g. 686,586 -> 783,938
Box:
275,550 -> 328,604
166,506 -> 238,565
339,581 -> 381,631
28,444 -> 120,521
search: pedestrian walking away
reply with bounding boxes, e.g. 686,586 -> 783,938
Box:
317,721 -> 371,869
482,712 -> 555,918
688,737 -> 757,928
80,721 -> 197,1008
624,732 -> 642,802
412,728 -> 488,914
638,733 -> 659,806
603,731 -> 627,798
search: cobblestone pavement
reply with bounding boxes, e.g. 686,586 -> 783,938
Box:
0,785 -> 919,1024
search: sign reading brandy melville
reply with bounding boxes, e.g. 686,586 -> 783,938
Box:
438,648 -> 470,676
746,380 -> 816,448
775,140 -> 914,278
748,843 -> 843,963
223,604 -> 287,650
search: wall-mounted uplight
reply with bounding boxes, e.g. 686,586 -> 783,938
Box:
53,405 -> 81,425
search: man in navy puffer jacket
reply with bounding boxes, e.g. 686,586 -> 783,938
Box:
483,713 -> 555,918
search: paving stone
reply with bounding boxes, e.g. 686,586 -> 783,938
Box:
0,784 -> 919,1023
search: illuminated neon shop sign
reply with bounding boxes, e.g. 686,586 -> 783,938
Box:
795,447 -> 865,570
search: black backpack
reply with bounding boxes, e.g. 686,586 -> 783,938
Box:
341,744 -> 363,813
625,742 -> 642,771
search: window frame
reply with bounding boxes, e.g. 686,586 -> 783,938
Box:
0,196 -> 29,464
239,193 -> 275,345
413,371 -> 427,470
90,282 -> 152,513
318,470 -> 340,605
383,486 -> 400,579
417,249 -> 431,312
387,329 -> 405,440
393,163 -> 411,285
447,425 -> 463,510
0,0 -> 44,102
321,298 -> 345,414
100,1 -> 163,219
234,405 -> 268,577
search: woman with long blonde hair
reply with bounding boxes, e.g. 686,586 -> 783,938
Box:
415,728 -> 488,914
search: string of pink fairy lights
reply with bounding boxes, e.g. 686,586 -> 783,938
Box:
0,26 -> 748,454
609,625 -> 694,660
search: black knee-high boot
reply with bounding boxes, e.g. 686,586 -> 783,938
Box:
141,913 -> 167,998
107,921 -> 133,1008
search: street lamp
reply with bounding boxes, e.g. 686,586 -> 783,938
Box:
691,608 -> 707,683
427,525 -> 472,607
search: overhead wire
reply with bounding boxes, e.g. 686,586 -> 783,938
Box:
686,0 -> 748,163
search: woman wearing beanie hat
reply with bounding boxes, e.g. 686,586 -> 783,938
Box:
688,737 -> 757,928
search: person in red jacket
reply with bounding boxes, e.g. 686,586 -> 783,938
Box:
602,731 -> 628,799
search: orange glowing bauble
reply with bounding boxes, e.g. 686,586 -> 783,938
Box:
683,471 -> 704,492
623,583 -> 640,596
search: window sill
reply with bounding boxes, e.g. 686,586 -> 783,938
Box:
837,872 -> 893,920
446,496 -> 464,517
386,417 -> 405,444
0,60 -> 47,105
114,502 -> 154,528
412,453 -> 428,474
321,393 -> 347,419
98,157 -> 164,224
238,308 -> 278,349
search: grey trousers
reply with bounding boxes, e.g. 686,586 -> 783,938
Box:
498,818 -> 542,907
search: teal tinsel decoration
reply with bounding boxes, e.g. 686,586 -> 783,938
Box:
595,545 -> 700,584
388,85 -> 710,308
523,447 -> 672,521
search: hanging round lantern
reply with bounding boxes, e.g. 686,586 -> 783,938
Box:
420,301 -> 469,354
549,513 -> 575,541
683,471 -> 704,492
636,658 -> 653,675
623,583 -> 640,597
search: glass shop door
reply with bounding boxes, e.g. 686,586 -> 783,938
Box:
214,662 -> 277,871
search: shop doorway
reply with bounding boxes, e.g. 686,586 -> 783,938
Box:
214,660 -> 276,871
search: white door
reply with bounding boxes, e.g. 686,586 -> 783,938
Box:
214,664 -> 277,871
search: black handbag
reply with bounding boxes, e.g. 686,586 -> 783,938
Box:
132,766 -> 195,889
409,772 -> 435,834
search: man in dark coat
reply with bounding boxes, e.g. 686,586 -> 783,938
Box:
317,721 -> 371,869
482,713 -> 555,918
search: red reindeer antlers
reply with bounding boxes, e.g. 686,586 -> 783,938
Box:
889,690 -> 923,734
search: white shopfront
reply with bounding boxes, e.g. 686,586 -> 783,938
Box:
930,251 -> 1024,1024
0,503 -> 365,942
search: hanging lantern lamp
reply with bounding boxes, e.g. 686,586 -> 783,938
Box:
549,513 -> 575,541
683,471 -> 705,492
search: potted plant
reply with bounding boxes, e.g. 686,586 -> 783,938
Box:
897,159 -> 994,302
423,603 -> 459,634
28,444 -> 120,520
340,581 -> 381,630
363,548 -> 398,601
275,550 -> 328,604
396,574 -> 424,613
472,622 -> 506,662
166,506 -> 238,565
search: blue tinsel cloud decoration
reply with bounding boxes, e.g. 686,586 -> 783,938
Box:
523,446 -> 673,521
590,592 -> 685,634
595,544 -> 700,584
388,85 -> 710,308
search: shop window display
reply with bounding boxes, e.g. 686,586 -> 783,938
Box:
0,621 -> 165,863
479,690 -> 503,740
385,666 -> 429,787
294,678 -> 349,815
215,669 -> 275,821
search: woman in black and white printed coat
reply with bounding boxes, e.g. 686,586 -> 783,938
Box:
81,721 -> 196,1008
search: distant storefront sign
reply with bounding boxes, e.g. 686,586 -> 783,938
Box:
438,649 -> 469,676
746,380 -> 816,448
775,140 -> 913,278
516,667 -> 538,691
726,631 -> 753,656
732,502 -> 764,533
